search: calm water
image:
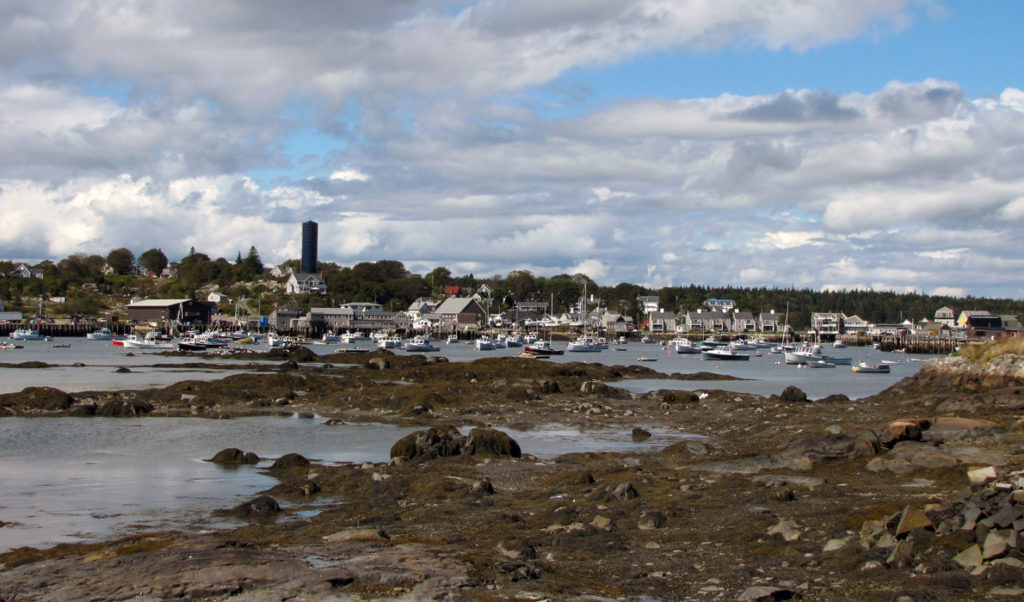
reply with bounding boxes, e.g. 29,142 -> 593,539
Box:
0,417 -> 699,552
0,337 -> 932,551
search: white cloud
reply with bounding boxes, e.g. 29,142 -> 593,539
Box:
329,169 -> 370,182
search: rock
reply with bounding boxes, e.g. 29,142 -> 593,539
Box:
822,537 -> 849,552
772,431 -> 879,470
115,366 -> 131,373
969,466 -> 998,485
880,418 -> 929,447
923,416 -> 1000,443
737,585 -> 798,601
591,515 -> 613,530
631,427 -> 652,442
390,425 -> 464,460
895,505 -> 933,536
220,495 -> 281,518
983,529 -> 1017,560
580,381 -> 608,395
637,510 -> 667,530
496,540 -> 536,560
767,518 -> 803,542
779,385 -> 807,404
610,482 -> 639,501
269,452 -> 311,470
367,358 -> 390,370
886,537 -> 915,568
208,448 -> 260,465
953,544 -> 983,569
95,399 -> 154,417
323,528 -> 389,542
0,386 -> 75,411
465,428 -> 522,458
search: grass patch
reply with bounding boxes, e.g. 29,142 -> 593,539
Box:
957,337 -> 1024,364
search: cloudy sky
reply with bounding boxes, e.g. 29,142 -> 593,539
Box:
2,1 -> 1023,298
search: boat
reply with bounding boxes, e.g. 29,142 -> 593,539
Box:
785,344 -> 823,365
267,332 -> 284,347
340,331 -> 368,343
640,335 -> 656,344
833,340 -> 847,349
404,336 -> 439,352
852,362 -> 890,374
376,334 -> 402,349
637,356 -> 658,362
86,328 -> 115,341
446,334 -> 460,344
0,341 -> 23,349
321,331 -> 341,344
503,334 -> 525,348
475,336 -> 495,351
524,340 -> 564,355
10,329 -> 47,341
121,332 -> 174,350
808,360 -> 836,368
669,337 -> 701,354
177,337 -> 207,351
567,335 -> 602,352
701,348 -> 750,361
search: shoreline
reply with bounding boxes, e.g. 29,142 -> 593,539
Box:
3,351 -> 1024,600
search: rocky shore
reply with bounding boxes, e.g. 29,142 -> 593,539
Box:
3,350 -> 1024,601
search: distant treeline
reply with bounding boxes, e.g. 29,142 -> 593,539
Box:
1,252 -> 1021,329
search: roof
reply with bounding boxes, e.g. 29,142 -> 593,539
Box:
128,299 -> 191,308
433,297 -> 482,315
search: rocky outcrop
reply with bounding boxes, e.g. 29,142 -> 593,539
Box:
389,425 -> 521,460
0,387 -> 75,412
208,448 -> 260,465
269,453 -> 311,470
913,355 -> 1024,390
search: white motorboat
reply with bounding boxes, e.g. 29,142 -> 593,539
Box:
121,332 -> 174,350
852,362 -> 890,374
404,336 -> 439,352
321,331 -> 341,344
446,334 -> 460,344
669,337 -> 701,354
785,344 -> 823,365
340,331 -> 368,343
524,340 -> 564,355
567,335 -> 602,352
376,334 -> 402,349
86,327 -> 115,341
10,329 -> 47,341
701,348 -> 750,361
267,332 -> 284,347
475,336 -> 495,351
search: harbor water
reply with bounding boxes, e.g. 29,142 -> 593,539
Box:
0,336 -> 936,551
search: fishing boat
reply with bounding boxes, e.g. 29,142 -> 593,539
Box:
404,336 -> 439,352
567,335 -> 602,352
177,337 -> 207,351
86,327 -> 116,341
852,362 -> 890,374
446,334 -> 460,344
376,334 -> 402,349
321,331 -> 341,344
669,337 -> 701,354
10,329 -> 47,341
808,360 -> 836,368
475,335 -> 495,351
524,339 -> 564,355
701,348 -> 750,361
121,332 -> 174,350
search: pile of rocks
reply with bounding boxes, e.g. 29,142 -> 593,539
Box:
854,470 -> 1024,579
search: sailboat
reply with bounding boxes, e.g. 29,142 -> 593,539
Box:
567,282 -> 602,352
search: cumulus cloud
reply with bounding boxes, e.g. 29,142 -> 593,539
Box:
3,2 -> 1024,298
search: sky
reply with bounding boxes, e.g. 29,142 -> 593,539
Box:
2,0 -> 1024,298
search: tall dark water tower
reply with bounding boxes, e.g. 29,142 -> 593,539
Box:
301,220 -> 318,274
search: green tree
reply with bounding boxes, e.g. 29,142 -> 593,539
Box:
106,248 -> 136,275
138,248 -> 168,275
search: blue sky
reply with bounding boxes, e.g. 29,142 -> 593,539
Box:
2,0 -> 1024,301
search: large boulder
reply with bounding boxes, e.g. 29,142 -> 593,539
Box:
390,425 -> 465,460
779,385 -> 808,404
772,430 -> 880,470
466,428 -> 522,458
219,495 -> 281,519
390,426 -> 522,460
208,448 -> 260,465
269,452 -> 311,470
0,386 -> 75,411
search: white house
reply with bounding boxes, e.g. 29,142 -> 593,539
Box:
285,272 -> 326,294
207,292 -> 230,304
